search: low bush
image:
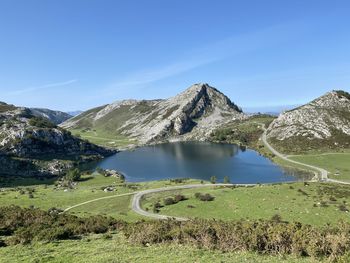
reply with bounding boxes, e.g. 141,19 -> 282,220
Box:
0,206 -> 124,245
174,194 -> 187,202
164,198 -> 175,206
195,193 -> 215,201
28,117 -> 56,129
338,204 -> 349,212
2,206 -> 350,261
164,195 -> 187,206
65,168 -> 81,182
124,219 -> 350,261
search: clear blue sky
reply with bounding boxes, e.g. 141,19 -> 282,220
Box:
0,0 -> 350,111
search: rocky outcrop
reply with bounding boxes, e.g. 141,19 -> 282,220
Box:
61,83 -> 246,143
0,105 -> 115,177
266,90 -> 350,150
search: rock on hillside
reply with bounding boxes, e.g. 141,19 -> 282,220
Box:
0,104 -> 115,177
30,108 -> 72,125
266,90 -> 350,152
61,83 -> 246,143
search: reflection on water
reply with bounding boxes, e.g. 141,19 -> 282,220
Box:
156,142 -> 239,160
88,142 -> 309,183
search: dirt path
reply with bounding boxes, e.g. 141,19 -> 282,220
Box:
259,124 -> 328,181
63,192 -> 137,213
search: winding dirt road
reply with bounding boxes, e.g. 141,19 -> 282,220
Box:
131,183 -> 246,220
260,123 -> 350,185
259,124 -> 328,180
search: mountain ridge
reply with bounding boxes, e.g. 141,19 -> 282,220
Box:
0,103 -> 115,177
61,83 -> 246,144
266,90 -> 350,153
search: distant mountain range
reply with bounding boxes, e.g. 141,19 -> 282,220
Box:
30,108 -> 72,124
61,85 -> 350,151
243,105 -> 301,116
1,85 -> 349,177
66,110 -> 83,117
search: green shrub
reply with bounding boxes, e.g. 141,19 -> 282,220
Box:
335,90 -> 350,100
2,206 -> 350,260
124,219 -> 350,260
164,198 -> 175,206
28,117 -> 56,128
223,176 -> 230,184
195,193 -> 215,201
65,168 -> 81,182
0,206 -> 124,245
174,194 -> 186,202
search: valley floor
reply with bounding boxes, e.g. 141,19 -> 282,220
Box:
1,174 -> 350,226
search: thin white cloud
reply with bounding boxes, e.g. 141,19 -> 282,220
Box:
105,19 -> 312,94
7,79 -> 78,96
109,58 -> 215,88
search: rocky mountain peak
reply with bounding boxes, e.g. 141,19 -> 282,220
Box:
305,90 -> 350,110
62,83 -> 246,144
267,90 -> 350,151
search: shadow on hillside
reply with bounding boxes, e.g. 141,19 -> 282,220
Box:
0,175 -> 58,188
77,176 -> 94,182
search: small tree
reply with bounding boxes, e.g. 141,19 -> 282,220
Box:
210,176 -> 217,184
153,202 -> 162,213
164,198 -> 175,206
119,173 -> 125,183
174,194 -> 186,203
271,214 -> 282,222
65,168 -> 81,182
223,176 -> 230,184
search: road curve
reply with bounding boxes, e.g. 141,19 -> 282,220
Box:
131,183 -> 253,220
260,124 -> 350,184
260,125 -> 328,181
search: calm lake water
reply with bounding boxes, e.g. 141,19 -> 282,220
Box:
89,142 -> 306,183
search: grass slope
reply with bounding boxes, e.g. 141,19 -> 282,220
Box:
71,128 -> 135,148
0,174 -> 202,221
141,183 -> 350,226
290,152 -> 350,181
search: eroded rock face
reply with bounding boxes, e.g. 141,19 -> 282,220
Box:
267,91 -> 350,143
0,105 -> 115,177
0,111 -> 113,158
61,83 -> 246,143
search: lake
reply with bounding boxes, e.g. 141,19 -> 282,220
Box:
89,142 -> 307,183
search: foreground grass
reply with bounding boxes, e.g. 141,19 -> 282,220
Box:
290,153 -> 350,181
142,183 -> 350,226
0,233 -> 338,263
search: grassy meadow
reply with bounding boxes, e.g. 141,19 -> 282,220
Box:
290,153 -> 350,181
0,174 -> 202,221
141,182 -> 350,226
70,128 -> 136,148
